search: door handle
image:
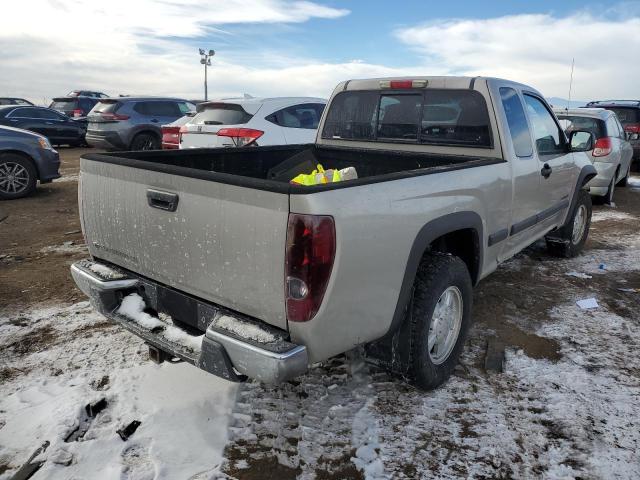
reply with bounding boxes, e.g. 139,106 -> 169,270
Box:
146,189 -> 179,212
541,163 -> 552,179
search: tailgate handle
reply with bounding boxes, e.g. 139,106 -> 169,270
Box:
147,189 -> 179,212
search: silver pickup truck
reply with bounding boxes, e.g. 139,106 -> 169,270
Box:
71,76 -> 596,390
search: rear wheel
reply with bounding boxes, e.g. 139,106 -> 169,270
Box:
0,154 -> 37,200
546,189 -> 592,258
407,253 -> 473,390
130,133 -> 160,151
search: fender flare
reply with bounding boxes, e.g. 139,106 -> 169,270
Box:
386,211 -> 484,337
566,164 -> 597,221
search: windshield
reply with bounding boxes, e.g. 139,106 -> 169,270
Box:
192,104 -> 252,125
557,115 -> 606,139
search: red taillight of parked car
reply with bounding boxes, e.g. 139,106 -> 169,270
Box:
161,126 -> 180,149
592,137 -> 612,157
100,112 -> 130,121
72,108 -> 83,118
624,123 -> 640,134
216,128 -> 264,147
285,214 -> 336,323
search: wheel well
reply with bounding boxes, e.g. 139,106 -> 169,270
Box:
427,228 -> 480,283
0,150 -> 40,179
130,130 -> 160,146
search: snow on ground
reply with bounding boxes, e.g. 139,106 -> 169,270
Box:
39,242 -> 88,255
0,303 -> 236,479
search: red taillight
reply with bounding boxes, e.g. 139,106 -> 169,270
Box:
162,126 -> 180,149
100,112 -> 129,121
72,108 -> 83,118
217,128 -> 264,147
624,123 -> 640,133
285,214 -> 336,323
593,137 -> 612,157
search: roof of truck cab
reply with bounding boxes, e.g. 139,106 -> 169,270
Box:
336,76 -> 534,93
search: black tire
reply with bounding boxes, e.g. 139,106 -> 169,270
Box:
545,189 -> 592,258
130,132 -> 160,151
0,153 -> 37,200
407,253 -> 473,390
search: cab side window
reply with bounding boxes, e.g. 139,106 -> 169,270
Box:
523,94 -> 565,156
499,87 -> 533,157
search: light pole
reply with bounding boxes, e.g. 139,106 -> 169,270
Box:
199,49 -> 215,101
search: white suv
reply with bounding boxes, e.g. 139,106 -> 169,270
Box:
179,97 -> 326,149
555,107 -> 634,204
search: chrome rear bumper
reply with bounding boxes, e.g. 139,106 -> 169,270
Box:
70,260 -> 308,383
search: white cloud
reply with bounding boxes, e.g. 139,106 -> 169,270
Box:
394,11 -> 640,100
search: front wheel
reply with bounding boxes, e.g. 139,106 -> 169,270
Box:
408,253 -> 473,390
546,189 -> 592,258
0,154 -> 37,200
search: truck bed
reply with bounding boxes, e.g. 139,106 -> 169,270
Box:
83,145 -> 503,194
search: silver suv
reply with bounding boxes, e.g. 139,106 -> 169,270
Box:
86,97 -> 195,151
555,107 -> 634,204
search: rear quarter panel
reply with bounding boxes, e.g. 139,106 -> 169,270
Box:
289,163 -> 511,362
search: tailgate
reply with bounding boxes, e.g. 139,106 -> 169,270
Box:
79,158 -> 289,330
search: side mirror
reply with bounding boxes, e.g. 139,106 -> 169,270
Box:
569,130 -> 594,152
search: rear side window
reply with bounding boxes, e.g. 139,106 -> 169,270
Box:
40,109 -> 64,120
606,107 -> 639,125
322,89 -> 491,147
523,94 -> 565,155
266,103 -> 325,129
50,100 -> 76,111
192,104 -> 253,125
177,102 -> 195,114
500,87 -> 533,157
8,107 -> 42,118
557,115 -> 606,140
134,101 -> 180,116
92,101 -> 121,114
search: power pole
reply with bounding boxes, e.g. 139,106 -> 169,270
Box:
199,49 -> 215,101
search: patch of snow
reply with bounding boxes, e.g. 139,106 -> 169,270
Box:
39,242 -> 87,255
591,209 -> 636,222
87,263 -> 124,280
565,271 -> 592,279
215,315 -> 275,343
0,302 -> 237,480
351,399 -> 386,479
117,294 -> 163,330
117,294 -> 203,352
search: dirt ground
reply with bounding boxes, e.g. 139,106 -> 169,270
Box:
0,148 -> 94,309
1,149 -> 639,479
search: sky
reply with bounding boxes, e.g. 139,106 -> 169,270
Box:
1,0 -> 639,104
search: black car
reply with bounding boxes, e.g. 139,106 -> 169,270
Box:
0,125 -> 60,199
0,106 -> 86,147
67,90 -> 108,99
50,96 -> 99,118
0,97 -> 34,106
585,100 -> 640,162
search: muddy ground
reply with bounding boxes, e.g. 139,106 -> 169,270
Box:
1,149 -> 639,479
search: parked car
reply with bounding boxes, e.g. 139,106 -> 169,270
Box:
161,113 -> 195,149
71,76 -> 596,391
0,97 -> 33,106
0,106 -> 86,147
85,97 -> 195,151
555,108 -> 633,204
50,96 -> 100,119
178,97 -> 326,149
67,90 -> 109,99
0,125 -> 60,199
585,100 -> 640,163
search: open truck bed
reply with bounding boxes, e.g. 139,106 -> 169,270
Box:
83,144 -> 503,194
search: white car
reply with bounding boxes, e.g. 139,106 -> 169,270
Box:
179,97 -> 326,149
555,108 -> 634,204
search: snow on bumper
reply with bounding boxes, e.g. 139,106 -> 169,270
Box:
70,260 -> 308,384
